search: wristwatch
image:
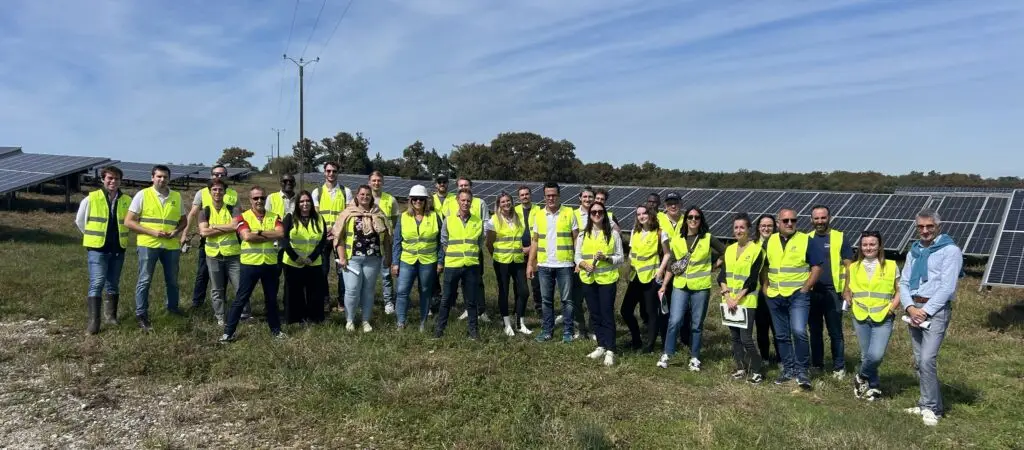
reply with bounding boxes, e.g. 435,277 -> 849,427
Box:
257,230 -> 263,237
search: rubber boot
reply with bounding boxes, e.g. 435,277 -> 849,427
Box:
86,296 -> 101,335
103,294 -> 119,325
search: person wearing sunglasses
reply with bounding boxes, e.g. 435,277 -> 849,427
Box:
657,206 -> 725,372
575,202 -> 624,366
568,186 -> 617,340
515,185 -> 543,317
434,188 -> 485,340
486,192 -> 532,336
392,185 -> 443,331
807,205 -> 854,380
312,161 -> 353,315
220,185 -> 286,342
182,165 -> 237,312
656,192 -> 687,342
333,185 -> 393,333
620,204 -> 665,353
898,209 -> 961,427
197,178 -> 246,327
753,214 -> 781,365
368,171 -> 399,317
593,188 -> 621,229
719,213 -> 765,383
843,230 -> 901,402
267,174 -> 297,220
280,190 -> 328,325
528,181 -> 579,343
762,208 -> 824,390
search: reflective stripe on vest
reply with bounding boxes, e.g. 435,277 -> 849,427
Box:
445,215 -> 482,268
723,242 -> 763,308
807,228 -> 846,291
239,210 -> 279,265
317,184 -> 347,227
200,187 -> 238,209
491,213 -> 525,264
82,189 -> 130,249
765,232 -> 811,297
848,260 -> 898,322
283,216 -> 326,268
629,229 -> 660,283
670,232 -> 712,290
580,231 -> 619,285
204,205 -> 240,257
658,211 -> 684,240
136,187 -> 182,249
400,213 -> 440,265
267,191 -> 289,219
535,206 -> 575,263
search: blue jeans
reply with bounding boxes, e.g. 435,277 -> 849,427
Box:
86,250 -> 125,297
537,266 -> 575,338
322,249 -> 345,307
224,263 -> 282,336
909,303 -> 952,416
852,315 -> 894,388
664,288 -> 710,358
134,247 -> 181,317
396,260 -> 438,325
810,286 -> 846,370
381,259 -> 394,305
342,255 -> 382,323
435,265 -> 482,337
768,291 -> 812,377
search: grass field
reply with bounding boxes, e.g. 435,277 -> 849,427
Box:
1,178 -> 1022,449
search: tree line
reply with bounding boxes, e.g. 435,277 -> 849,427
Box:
209,131 -> 1023,193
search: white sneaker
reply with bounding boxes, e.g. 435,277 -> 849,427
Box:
573,331 -> 581,340
587,347 -> 606,359
921,409 -> 939,426
458,310 -> 469,321
904,407 -> 924,416
479,312 -> 491,323
273,331 -> 288,340
603,351 -> 615,367
503,325 -> 515,337
384,302 -> 395,315
362,322 -> 373,333
688,358 -> 702,372
517,318 -> 532,335
588,333 -> 597,341
346,322 -> 355,332
832,369 -> 846,380
554,316 -> 564,326
215,315 -> 225,327
657,354 -> 669,369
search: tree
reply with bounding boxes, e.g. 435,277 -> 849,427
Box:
216,147 -> 255,168
398,140 -> 428,179
317,131 -> 372,174
291,138 -> 322,174
371,152 -> 402,176
263,156 -> 299,176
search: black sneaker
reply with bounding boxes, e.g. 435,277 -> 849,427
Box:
774,373 -> 793,385
136,315 -> 152,331
166,307 -> 184,317
853,374 -> 869,399
797,375 -> 813,390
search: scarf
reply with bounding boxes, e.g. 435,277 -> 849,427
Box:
332,205 -> 392,247
908,234 -> 955,290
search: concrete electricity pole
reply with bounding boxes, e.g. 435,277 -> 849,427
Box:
283,55 -> 318,188
271,128 -> 285,159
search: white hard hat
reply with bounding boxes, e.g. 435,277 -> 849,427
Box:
408,184 -> 429,197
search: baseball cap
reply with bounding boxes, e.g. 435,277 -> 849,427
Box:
435,175 -> 449,184
665,192 -> 681,202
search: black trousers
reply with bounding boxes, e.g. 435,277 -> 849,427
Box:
755,291 -> 779,363
435,265 -> 481,338
620,277 -> 665,352
492,260 -> 528,318
191,240 -> 209,306
284,265 -> 326,324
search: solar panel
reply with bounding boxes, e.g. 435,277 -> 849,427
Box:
676,189 -> 715,208
767,192 -> 819,216
896,186 -> 1017,194
982,190 -> 1024,288
831,217 -> 873,235
979,197 -> 1009,224
0,147 -> 22,159
876,195 -> 929,220
703,190 -> 749,212
733,191 -> 784,215
965,223 -> 999,256
0,152 -> 112,195
837,194 -> 891,218
112,161 -> 203,183
226,167 -> 252,179
937,196 -> 987,222
604,187 -> 639,207
801,192 -> 853,215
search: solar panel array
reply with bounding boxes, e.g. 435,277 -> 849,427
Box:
982,190 -> 1024,287
109,161 -> 205,182
896,186 -> 1018,194
1,152 -> 112,195
0,147 -> 22,159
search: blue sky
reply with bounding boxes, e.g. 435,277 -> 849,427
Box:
0,0 -> 1021,176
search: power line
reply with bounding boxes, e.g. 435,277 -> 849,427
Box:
275,0 -> 301,124
300,0 -> 328,57
319,0 -> 357,57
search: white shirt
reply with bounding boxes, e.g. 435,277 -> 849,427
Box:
484,212 -> 521,232
275,191 -> 297,216
660,214 -> 682,243
75,191 -> 124,233
128,188 -> 186,216
532,206 -> 579,268
311,183 -> 353,208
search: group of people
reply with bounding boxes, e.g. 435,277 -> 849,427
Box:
76,163 -> 961,427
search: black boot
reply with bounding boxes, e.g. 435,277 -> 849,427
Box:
103,294 -> 119,325
136,314 -> 152,331
86,296 -> 101,335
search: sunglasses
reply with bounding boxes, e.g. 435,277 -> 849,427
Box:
780,218 -> 797,224
281,179 -> 295,184
251,196 -> 266,201
686,215 -> 701,220
410,197 -> 426,202
212,172 -> 227,177
324,169 -> 336,174
590,210 -> 606,216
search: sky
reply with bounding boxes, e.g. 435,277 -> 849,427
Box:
0,0 -> 1022,177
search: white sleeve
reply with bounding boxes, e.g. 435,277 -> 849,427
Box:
311,188 -> 320,208
192,191 -> 203,207
179,191 -> 187,216
128,191 -> 145,214
345,187 -> 354,205
484,216 -> 496,233
74,197 -> 90,233
570,213 -> 579,232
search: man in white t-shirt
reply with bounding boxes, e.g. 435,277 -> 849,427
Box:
527,182 -> 579,342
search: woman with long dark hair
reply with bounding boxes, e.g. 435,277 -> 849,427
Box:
281,190 -> 329,324
754,214 -> 780,364
620,204 -> 664,352
719,213 -> 765,383
575,202 -> 624,366
657,206 -> 725,372
486,192 -> 532,336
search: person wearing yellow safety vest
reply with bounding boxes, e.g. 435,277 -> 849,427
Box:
843,230 -> 901,402
266,174 -> 297,219
619,205 -> 665,353
718,213 -> 766,384
753,214 -> 780,365
657,206 -> 725,372
575,202 -> 624,366
123,165 -> 187,331
312,161 -> 353,314
75,165 -> 131,335
656,192 -> 687,344
593,188 -> 621,230
197,178 -> 246,327
486,192 -> 532,337
220,186 -> 286,342
527,182 -> 580,343
182,165 -> 237,311
428,174 -> 456,313
333,185 -> 393,333
391,184 -> 443,331
368,171 -> 398,316
761,207 -> 825,390
515,185 -> 543,316
433,188 -> 485,340
448,177 -> 491,323
807,205 -> 854,379
280,190 -> 329,325
569,186 -> 619,340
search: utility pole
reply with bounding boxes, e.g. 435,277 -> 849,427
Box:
283,55 -> 318,188
271,128 -> 285,159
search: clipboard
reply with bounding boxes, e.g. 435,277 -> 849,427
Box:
721,304 -> 748,329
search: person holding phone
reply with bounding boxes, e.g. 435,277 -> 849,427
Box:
575,202 -> 624,366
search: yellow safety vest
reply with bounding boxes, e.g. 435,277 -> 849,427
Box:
670,232 -> 712,290
267,191 -> 292,219
82,189 -> 130,249
200,187 -> 238,209
442,197 -> 483,219
400,212 -> 440,265
204,204 -> 240,257
491,213 -> 526,264
659,212 -> 685,240
806,229 -> 847,292
765,232 -> 811,297
444,214 -> 482,268
378,192 -> 396,220
580,231 -> 619,285
848,260 -> 898,322
433,192 -> 454,216
136,187 -> 182,249
629,229 -> 660,283
723,242 -> 763,308
514,203 -> 540,227
239,210 -> 279,265
317,184 -> 347,228
282,216 -> 326,268
535,206 -> 575,263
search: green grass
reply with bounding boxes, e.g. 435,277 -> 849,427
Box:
1,179 -> 1023,448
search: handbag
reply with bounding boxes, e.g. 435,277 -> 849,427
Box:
669,235 -> 700,276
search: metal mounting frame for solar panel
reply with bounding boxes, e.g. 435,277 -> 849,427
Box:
0,147 -> 22,159
982,190 -> 1024,289
0,153 -> 112,195
112,161 -> 203,183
